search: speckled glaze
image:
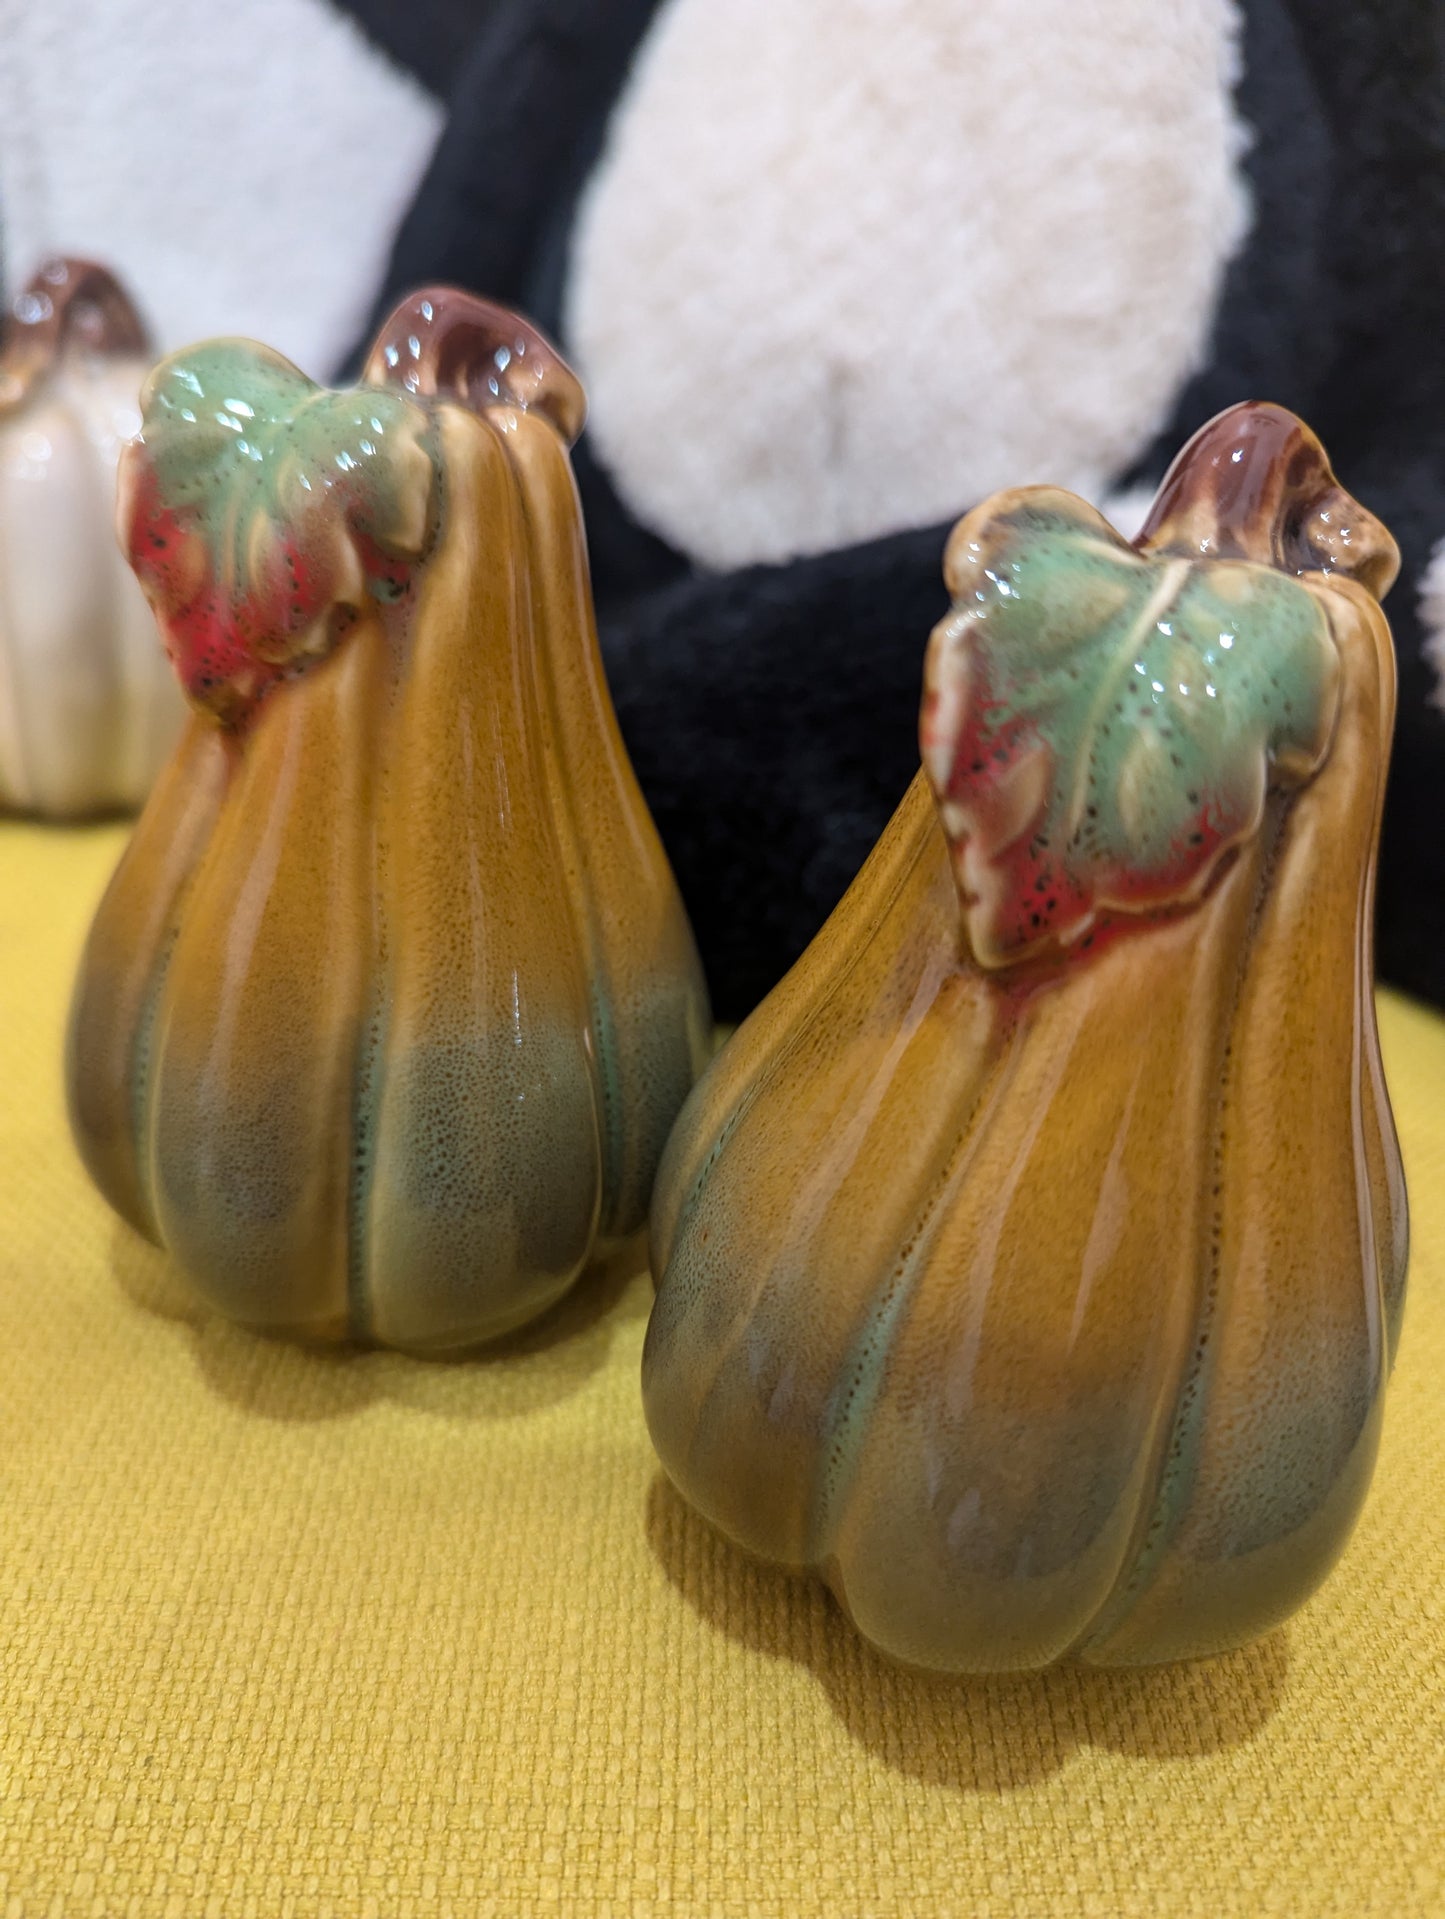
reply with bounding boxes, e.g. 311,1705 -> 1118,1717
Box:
68,289 -> 710,1353
0,258 -> 183,816
644,403 -> 1407,1672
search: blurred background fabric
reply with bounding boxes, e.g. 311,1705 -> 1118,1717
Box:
0,0 -> 441,374
3,0 -> 1442,1018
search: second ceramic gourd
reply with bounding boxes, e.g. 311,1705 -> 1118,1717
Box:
68,290 -> 710,1351
0,259 -> 182,816
645,403 -> 1407,1672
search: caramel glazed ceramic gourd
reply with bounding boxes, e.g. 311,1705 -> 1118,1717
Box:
67,290 -> 710,1353
645,403 -> 1408,1673
0,258 -> 184,816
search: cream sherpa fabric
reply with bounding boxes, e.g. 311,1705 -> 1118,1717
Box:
567,0 -> 1253,569
0,0 -> 441,377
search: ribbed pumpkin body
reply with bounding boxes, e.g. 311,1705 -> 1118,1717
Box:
644,406 -> 1407,1671
0,263 -> 181,816
67,296 -> 709,1352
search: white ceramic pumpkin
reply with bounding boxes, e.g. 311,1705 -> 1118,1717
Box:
0,259 -> 183,817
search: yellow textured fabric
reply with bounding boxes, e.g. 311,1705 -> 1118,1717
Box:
1,820 -> 1442,1919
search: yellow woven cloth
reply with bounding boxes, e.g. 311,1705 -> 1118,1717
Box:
2,821 -> 1442,1919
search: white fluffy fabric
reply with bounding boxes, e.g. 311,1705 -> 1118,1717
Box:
0,0 -> 441,377
1098,484 -> 1161,543
567,0 -> 1252,570
1420,536 -> 1445,714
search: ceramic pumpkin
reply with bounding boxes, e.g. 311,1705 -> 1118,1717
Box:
67,289 -> 710,1352
0,258 -> 183,816
644,402 -> 1407,1672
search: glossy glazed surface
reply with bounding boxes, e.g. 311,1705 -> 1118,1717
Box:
0,258 -> 182,816
644,403 -> 1407,1672
68,290 -> 710,1352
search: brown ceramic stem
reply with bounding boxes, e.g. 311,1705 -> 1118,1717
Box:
362,287 -> 587,447
1135,399 -> 1399,598
0,258 -> 150,419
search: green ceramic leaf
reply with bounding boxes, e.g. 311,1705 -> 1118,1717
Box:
921,489 -> 1342,967
122,340 -> 438,720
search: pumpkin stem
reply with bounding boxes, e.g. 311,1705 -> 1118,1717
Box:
1135,400 -> 1399,600
363,289 -> 587,447
0,256 -> 150,418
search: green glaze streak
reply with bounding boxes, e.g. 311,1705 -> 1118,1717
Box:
927,495 -> 1343,963
587,983 -> 627,1237
126,920 -> 182,1242
804,1026 -> 1021,1571
346,999 -> 388,1345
